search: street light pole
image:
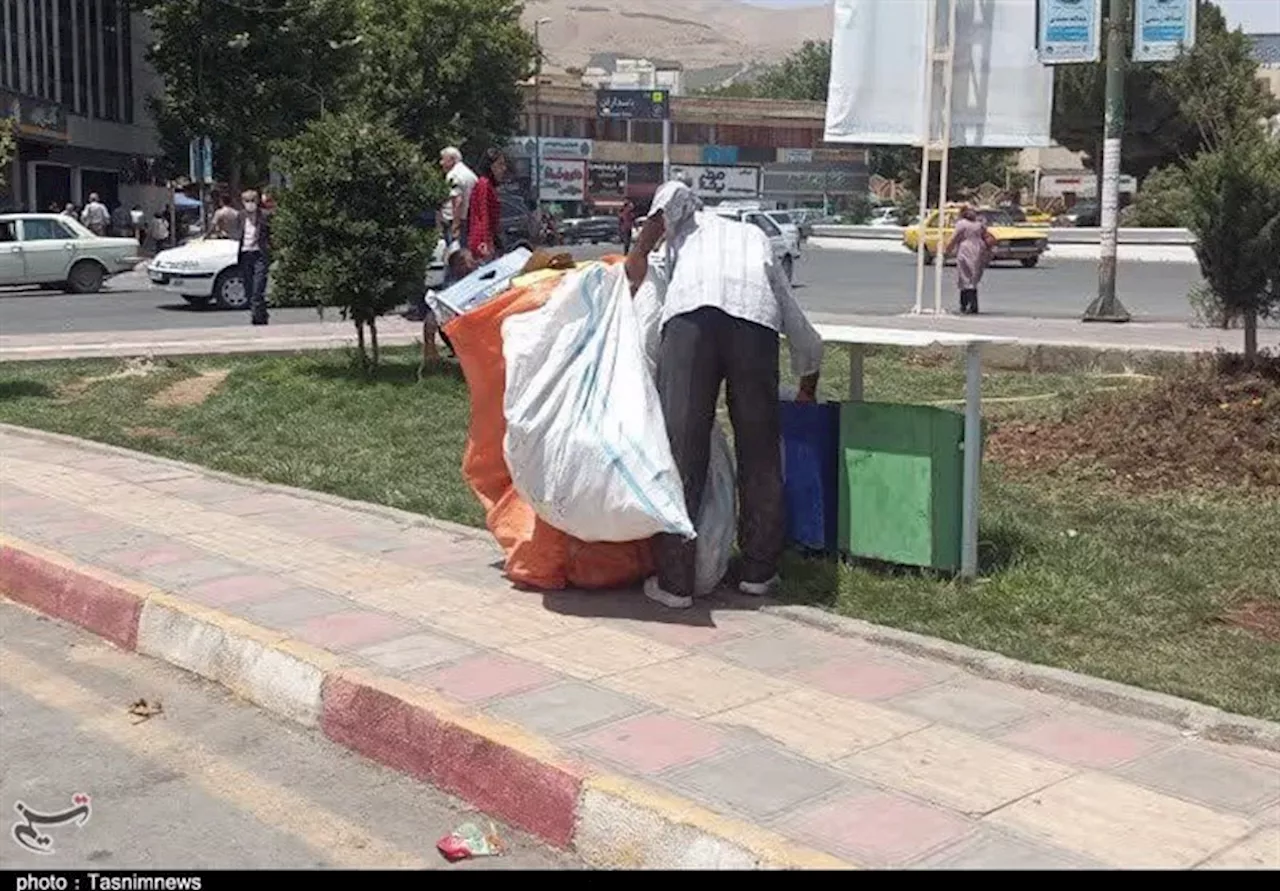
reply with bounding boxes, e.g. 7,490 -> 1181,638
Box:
533,17 -> 551,210
1084,0 -> 1132,323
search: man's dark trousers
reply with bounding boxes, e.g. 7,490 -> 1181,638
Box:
240,250 -> 269,325
654,306 -> 785,599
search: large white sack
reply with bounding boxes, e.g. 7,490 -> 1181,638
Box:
502,263 -> 695,543
634,262 -> 737,596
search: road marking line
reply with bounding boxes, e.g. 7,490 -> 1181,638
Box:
0,645 -> 432,869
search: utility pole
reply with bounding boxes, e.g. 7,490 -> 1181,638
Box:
1083,0 -> 1132,323
533,17 -> 551,210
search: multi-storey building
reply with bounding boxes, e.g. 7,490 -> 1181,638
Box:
1,0 -> 163,213
513,80 -> 868,214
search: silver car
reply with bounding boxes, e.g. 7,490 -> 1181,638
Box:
0,213 -> 140,293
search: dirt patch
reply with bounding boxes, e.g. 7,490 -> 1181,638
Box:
988,354 -> 1280,493
1218,599 -> 1280,643
59,356 -> 168,399
146,370 -> 231,409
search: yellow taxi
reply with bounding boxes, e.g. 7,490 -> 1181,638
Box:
1021,206 -> 1054,225
902,206 -> 1050,267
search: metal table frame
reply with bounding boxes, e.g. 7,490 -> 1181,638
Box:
810,325 -> 1015,580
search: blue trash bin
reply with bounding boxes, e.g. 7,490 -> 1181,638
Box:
780,400 -> 841,553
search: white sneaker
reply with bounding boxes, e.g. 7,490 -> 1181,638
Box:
644,576 -> 693,610
738,574 -> 780,597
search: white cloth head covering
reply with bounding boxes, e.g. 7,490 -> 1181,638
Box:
650,179 -> 705,272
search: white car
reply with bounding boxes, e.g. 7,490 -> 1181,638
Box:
740,211 -> 800,285
148,235 -> 447,310
763,210 -> 804,252
0,213 -> 140,293
868,207 -> 901,227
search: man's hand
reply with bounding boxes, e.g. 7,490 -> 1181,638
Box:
625,251 -> 649,296
796,373 -> 819,403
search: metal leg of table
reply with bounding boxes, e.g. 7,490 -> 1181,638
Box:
961,343 -> 982,579
848,344 -> 865,402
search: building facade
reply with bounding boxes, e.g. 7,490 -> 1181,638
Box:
1,0 -> 162,213
515,81 -> 868,214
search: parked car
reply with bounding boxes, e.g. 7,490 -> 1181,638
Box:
1054,201 -> 1100,227
764,210 -> 805,247
560,215 -> 621,245
148,235 -> 446,309
868,206 -> 901,227
0,213 -> 140,293
902,205 -> 1049,267
740,210 -> 800,284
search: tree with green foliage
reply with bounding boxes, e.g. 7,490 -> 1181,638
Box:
1184,132 -> 1280,363
139,0 -> 359,190
346,0 -> 536,158
754,40 -> 832,102
1128,165 -> 1195,229
1051,1 -> 1278,189
271,112 -> 445,368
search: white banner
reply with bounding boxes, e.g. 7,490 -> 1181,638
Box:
670,165 -> 760,200
1132,0 -> 1196,63
539,159 -> 587,202
1038,0 -> 1103,64
824,0 -> 1053,148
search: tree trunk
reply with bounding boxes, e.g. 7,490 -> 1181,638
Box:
354,319 -> 368,368
370,319 -> 380,367
1243,308 -> 1258,366
229,158 -> 243,200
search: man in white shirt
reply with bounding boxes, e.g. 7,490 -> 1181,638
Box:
625,179 -> 824,610
80,193 -> 110,236
440,147 -> 477,264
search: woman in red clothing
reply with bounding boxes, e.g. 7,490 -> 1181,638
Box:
466,147 -> 508,262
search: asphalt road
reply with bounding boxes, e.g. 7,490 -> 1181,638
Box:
0,603 -> 582,870
0,242 -> 1204,337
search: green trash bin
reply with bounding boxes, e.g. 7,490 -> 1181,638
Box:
837,402 -> 973,573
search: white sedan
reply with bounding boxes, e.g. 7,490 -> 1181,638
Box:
0,213 -> 140,293
148,236 -> 448,310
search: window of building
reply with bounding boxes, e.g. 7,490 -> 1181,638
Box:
120,5 -> 132,122
1,0 -> 15,91
674,123 -> 711,145
593,118 -> 626,142
631,120 -> 662,144
85,0 -> 100,118
57,0 -> 75,106
103,0 -> 121,121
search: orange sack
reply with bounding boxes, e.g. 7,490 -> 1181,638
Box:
442,262 -> 654,591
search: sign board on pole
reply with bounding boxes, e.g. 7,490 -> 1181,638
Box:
596,89 -> 670,121
587,162 -> 628,199
188,137 -> 213,183
1132,0 -> 1196,62
702,145 -> 739,165
1037,0 -> 1103,64
671,164 -> 760,200
540,158 -> 587,202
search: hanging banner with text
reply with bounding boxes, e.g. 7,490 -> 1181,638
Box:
1037,0 -> 1103,64
540,158 -> 587,202
587,162 -> 628,199
1132,0 -> 1197,62
670,165 -> 760,200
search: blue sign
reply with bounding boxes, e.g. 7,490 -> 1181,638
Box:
701,145 -> 739,165
1133,0 -> 1197,62
1037,0 -> 1102,64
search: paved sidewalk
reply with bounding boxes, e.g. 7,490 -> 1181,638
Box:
1,427 -> 1277,869
2,313 -> 1276,362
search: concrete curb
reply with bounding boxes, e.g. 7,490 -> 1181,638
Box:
0,535 -> 856,870
763,604 -> 1280,753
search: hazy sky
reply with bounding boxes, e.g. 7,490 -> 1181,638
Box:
739,0 -> 1280,34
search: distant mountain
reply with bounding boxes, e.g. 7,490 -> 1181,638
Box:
523,0 -> 834,73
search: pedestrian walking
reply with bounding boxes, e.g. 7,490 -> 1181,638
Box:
944,205 -> 996,315
236,189 -> 272,326
61,203 -> 77,218
466,147 -> 508,263
619,199 -> 636,255
624,179 -> 824,610
150,211 -> 171,253
440,147 -> 477,264
80,193 -> 110,235
130,205 -> 146,247
209,193 -> 238,239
